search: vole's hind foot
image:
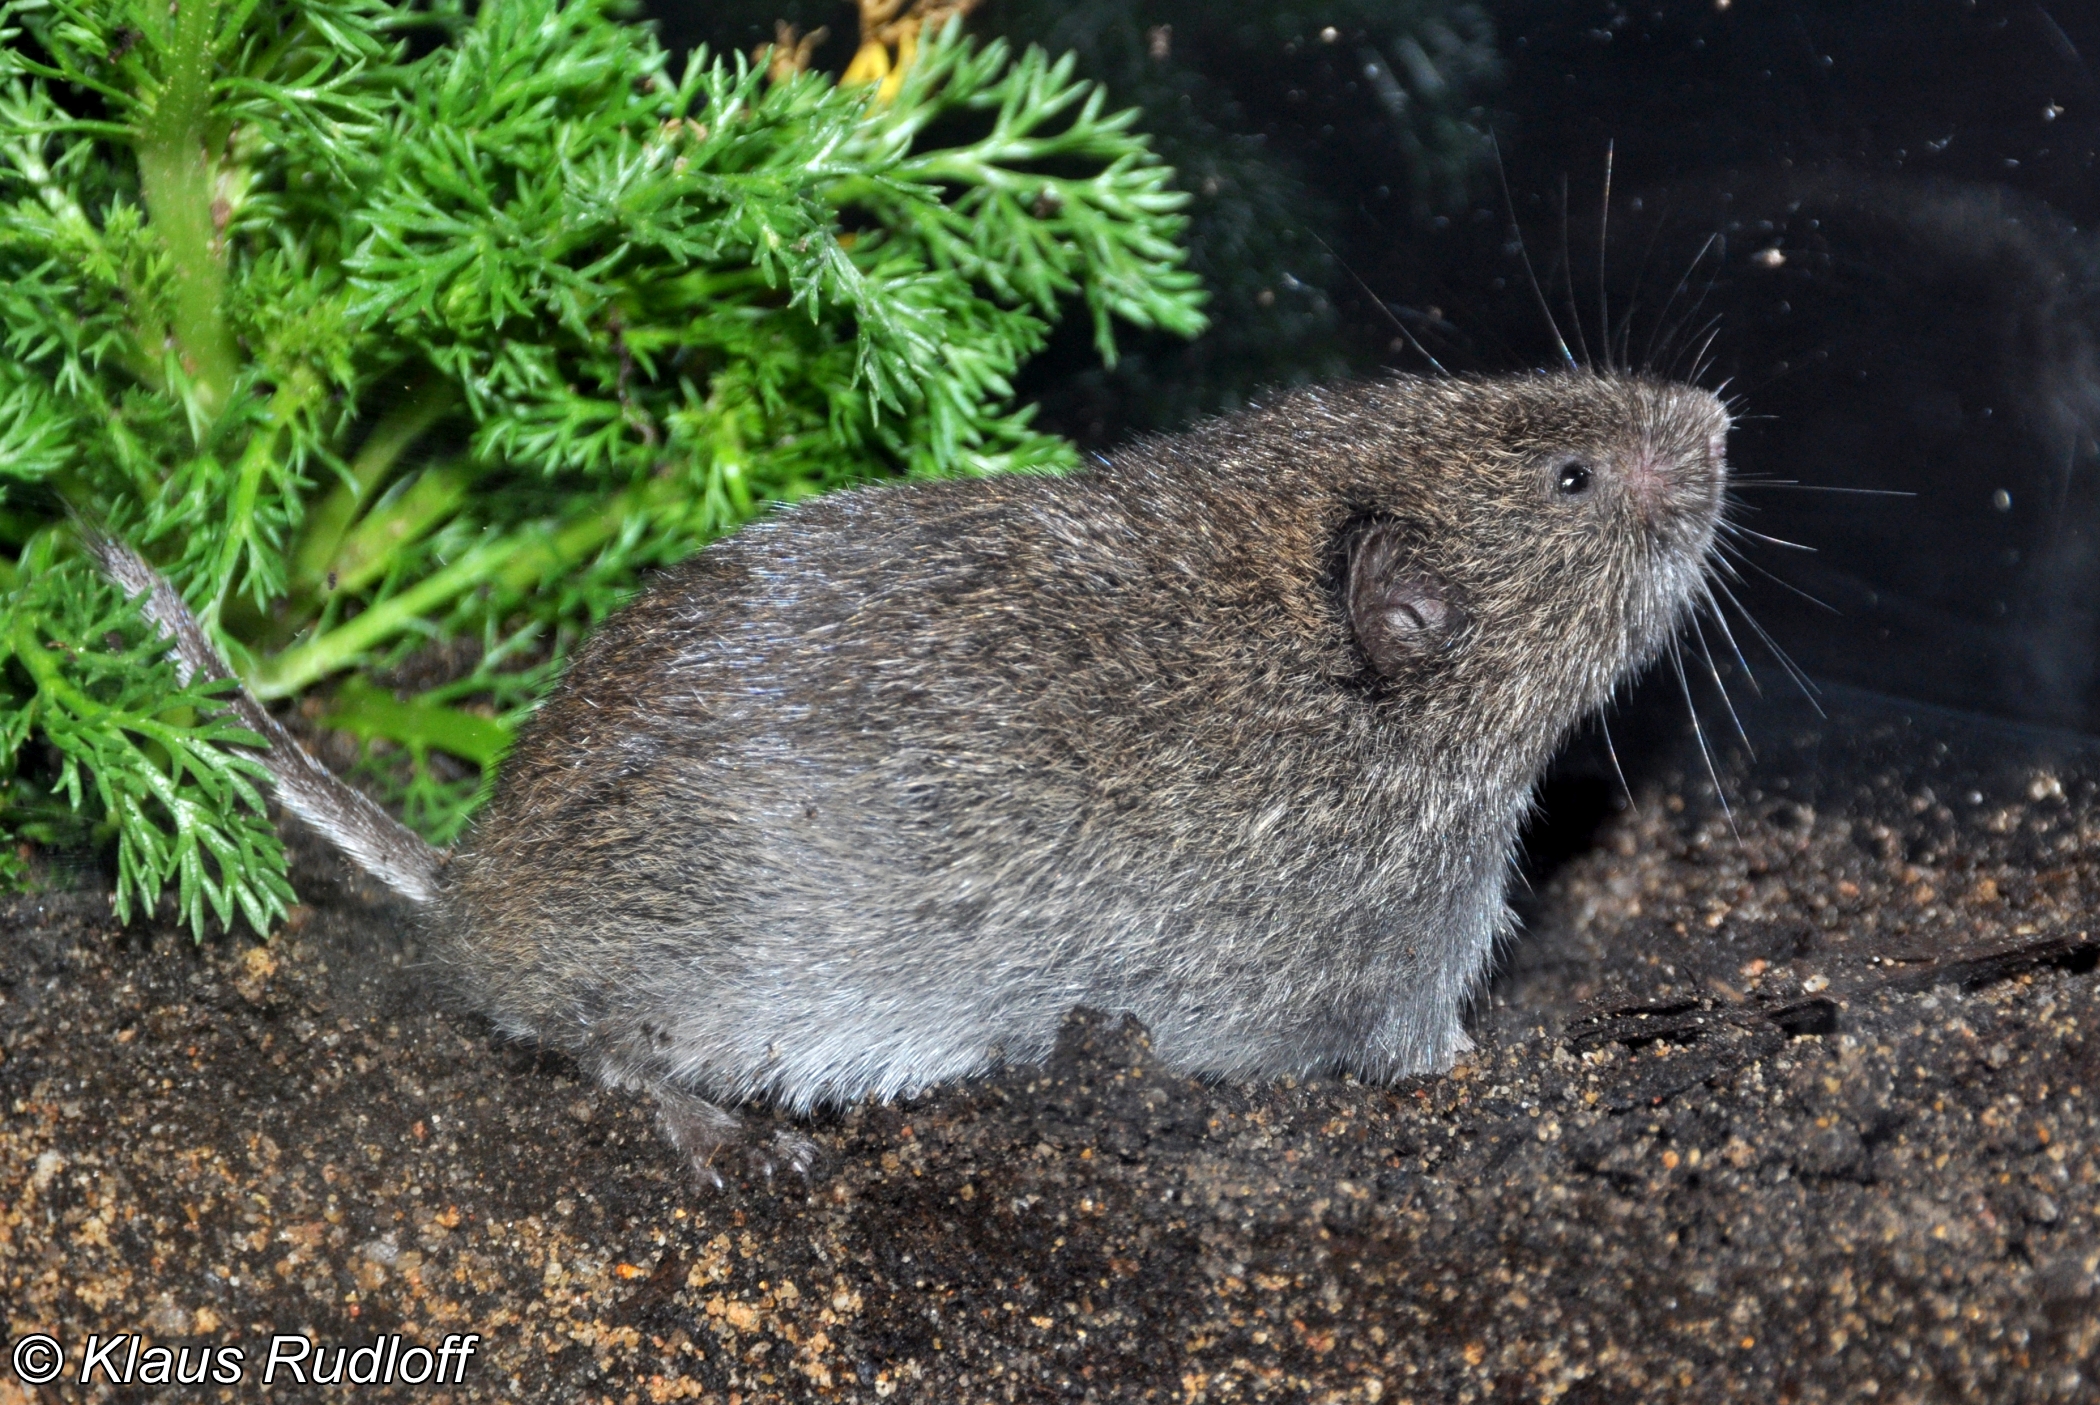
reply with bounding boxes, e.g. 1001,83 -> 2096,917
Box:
649,1089 -> 819,1189
650,1088 -> 743,1189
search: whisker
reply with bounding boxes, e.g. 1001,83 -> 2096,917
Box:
1600,711 -> 1639,815
1313,233 -> 1452,377
2034,5 -> 2092,81
1557,174 -> 1595,370
1648,232 -> 1723,373
1699,581 -> 1762,697
1492,133 -> 1579,372
1598,141 -> 1615,374
1708,575 -> 1825,711
1691,612 -> 1754,757
1718,522 -> 1818,552
1642,231 -> 1718,372
1662,296 -> 1725,385
1615,190 -> 1680,373
1614,300 -> 1642,374
1715,542 -> 1841,614
1729,483 -> 1916,498
1679,314 -> 1729,386
1670,637 -> 1738,839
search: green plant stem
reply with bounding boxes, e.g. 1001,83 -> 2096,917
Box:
326,463 -> 472,595
290,377 -> 456,595
249,534 -> 511,699
11,610 -> 92,724
133,0 -> 240,417
248,473 -> 681,699
318,674 -> 510,767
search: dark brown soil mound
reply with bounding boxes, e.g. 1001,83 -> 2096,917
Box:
4,689 -> 2097,1403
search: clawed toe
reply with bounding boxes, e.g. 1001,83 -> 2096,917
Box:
746,1128 -> 819,1181
649,1087 -> 816,1190
773,1128 -> 819,1179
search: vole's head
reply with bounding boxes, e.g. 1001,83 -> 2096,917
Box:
1322,371 -> 1730,744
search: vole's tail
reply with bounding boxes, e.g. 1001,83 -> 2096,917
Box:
86,533 -> 444,906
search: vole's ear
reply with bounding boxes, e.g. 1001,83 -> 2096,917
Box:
1347,521 -> 1467,676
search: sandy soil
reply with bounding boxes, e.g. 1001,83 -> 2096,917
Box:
3,687 -> 2097,1403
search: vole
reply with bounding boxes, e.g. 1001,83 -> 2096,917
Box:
92,370 -> 1730,1180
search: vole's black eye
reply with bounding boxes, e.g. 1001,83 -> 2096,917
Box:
1555,459 -> 1594,498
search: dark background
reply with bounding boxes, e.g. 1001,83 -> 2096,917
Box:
651,0 -> 2100,740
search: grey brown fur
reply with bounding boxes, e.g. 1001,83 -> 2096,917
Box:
99,371 -> 1728,1177
83,532 -> 441,904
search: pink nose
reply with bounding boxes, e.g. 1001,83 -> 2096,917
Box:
1621,436 -> 1723,531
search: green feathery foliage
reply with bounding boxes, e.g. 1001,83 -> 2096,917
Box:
0,0 -> 1206,935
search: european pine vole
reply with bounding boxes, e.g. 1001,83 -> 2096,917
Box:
96,370 -> 1729,1180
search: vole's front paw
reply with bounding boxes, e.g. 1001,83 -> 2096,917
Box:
748,1128 -> 819,1183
